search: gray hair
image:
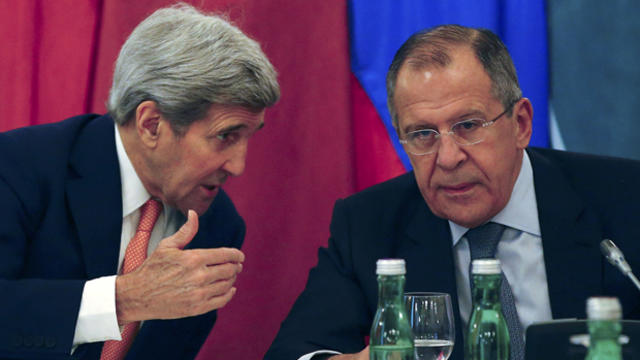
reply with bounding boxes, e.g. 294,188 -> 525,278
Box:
107,3 -> 280,133
386,24 -> 522,129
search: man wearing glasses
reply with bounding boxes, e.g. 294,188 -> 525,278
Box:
266,25 -> 640,360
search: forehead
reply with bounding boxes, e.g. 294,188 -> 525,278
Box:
393,46 -> 496,128
208,104 -> 265,124
188,104 -> 265,132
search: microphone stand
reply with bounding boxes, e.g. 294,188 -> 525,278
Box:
601,239 -> 640,292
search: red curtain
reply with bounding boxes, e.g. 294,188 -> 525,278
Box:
1,1 -> 358,358
0,0 -> 102,130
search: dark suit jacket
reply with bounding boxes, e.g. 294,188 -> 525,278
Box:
265,147 -> 640,360
0,114 -> 246,359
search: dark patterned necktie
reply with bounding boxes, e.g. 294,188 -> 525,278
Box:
466,222 -> 524,360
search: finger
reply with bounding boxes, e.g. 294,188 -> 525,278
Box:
362,346 -> 370,356
158,209 -> 199,250
204,287 -> 237,311
187,247 -> 245,266
195,262 -> 241,286
204,276 -> 237,297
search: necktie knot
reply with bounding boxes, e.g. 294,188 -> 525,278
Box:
136,199 -> 162,233
466,221 -> 506,260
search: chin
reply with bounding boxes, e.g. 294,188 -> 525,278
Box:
435,207 -> 490,228
177,194 -> 217,216
191,201 -> 215,216
455,218 -> 486,229
457,208 -> 500,228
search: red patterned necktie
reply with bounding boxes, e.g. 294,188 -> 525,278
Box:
100,199 -> 162,360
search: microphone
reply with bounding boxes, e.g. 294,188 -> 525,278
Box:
600,239 -> 640,292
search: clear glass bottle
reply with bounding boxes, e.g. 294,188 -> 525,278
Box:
465,259 -> 510,360
585,297 -> 622,360
370,259 -> 414,360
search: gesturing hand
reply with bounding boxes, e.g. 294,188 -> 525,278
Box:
115,210 -> 245,325
328,346 -> 370,360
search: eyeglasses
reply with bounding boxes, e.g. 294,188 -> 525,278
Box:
399,99 -> 520,156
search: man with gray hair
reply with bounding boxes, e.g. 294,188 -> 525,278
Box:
266,24 -> 640,360
0,4 -> 279,360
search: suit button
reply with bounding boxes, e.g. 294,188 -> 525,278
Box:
34,335 -> 44,347
45,336 -> 57,348
11,335 -> 22,347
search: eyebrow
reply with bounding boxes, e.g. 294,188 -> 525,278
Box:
403,123 -> 434,134
218,124 -> 247,133
218,121 -> 265,134
402,109 -> 487,134
456,109 -> 485,119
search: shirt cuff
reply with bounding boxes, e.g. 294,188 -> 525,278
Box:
298,350 -> 342,360
72,275 -> 122,346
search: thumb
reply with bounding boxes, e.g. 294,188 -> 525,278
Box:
158,209 -> 199,250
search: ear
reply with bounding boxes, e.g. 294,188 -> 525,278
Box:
513,98 -> 533,149
135,100 -> 163,149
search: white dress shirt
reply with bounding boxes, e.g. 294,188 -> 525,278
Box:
449,151 -> 553,334
300,151 -> 554,359
71,124 -> 180,346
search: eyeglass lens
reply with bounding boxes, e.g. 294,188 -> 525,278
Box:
406,119 -> 486,154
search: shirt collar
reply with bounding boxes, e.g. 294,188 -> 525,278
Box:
449,150 -> 541,246
115,124 -> 152,218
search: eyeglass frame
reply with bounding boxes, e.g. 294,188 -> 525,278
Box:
398,98 -> 521,156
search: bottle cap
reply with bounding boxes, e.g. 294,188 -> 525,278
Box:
376,259 -> 406,275
587,297 -> 622,320
471,259 -> 501,274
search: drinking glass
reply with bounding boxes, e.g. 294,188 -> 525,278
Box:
404,292 -> 455,360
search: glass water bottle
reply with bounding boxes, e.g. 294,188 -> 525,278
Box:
370,259 -> 414,360
585,297 -> 622,360
465,259 -> 510,360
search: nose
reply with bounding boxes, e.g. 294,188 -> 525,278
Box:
435,134 -> 466,170
222,141 -> 248,177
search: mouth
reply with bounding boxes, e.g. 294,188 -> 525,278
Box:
440,182 -> 476,195
200,184 -> 220,197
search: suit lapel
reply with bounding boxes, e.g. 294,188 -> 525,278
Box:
529,148 -> 604,319
398,197 -> 465,359
401,200 -> 457,295
66,116 -> 123,278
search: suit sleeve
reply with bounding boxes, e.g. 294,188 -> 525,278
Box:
0,176 -> 85,359
265,199 -> 372,360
